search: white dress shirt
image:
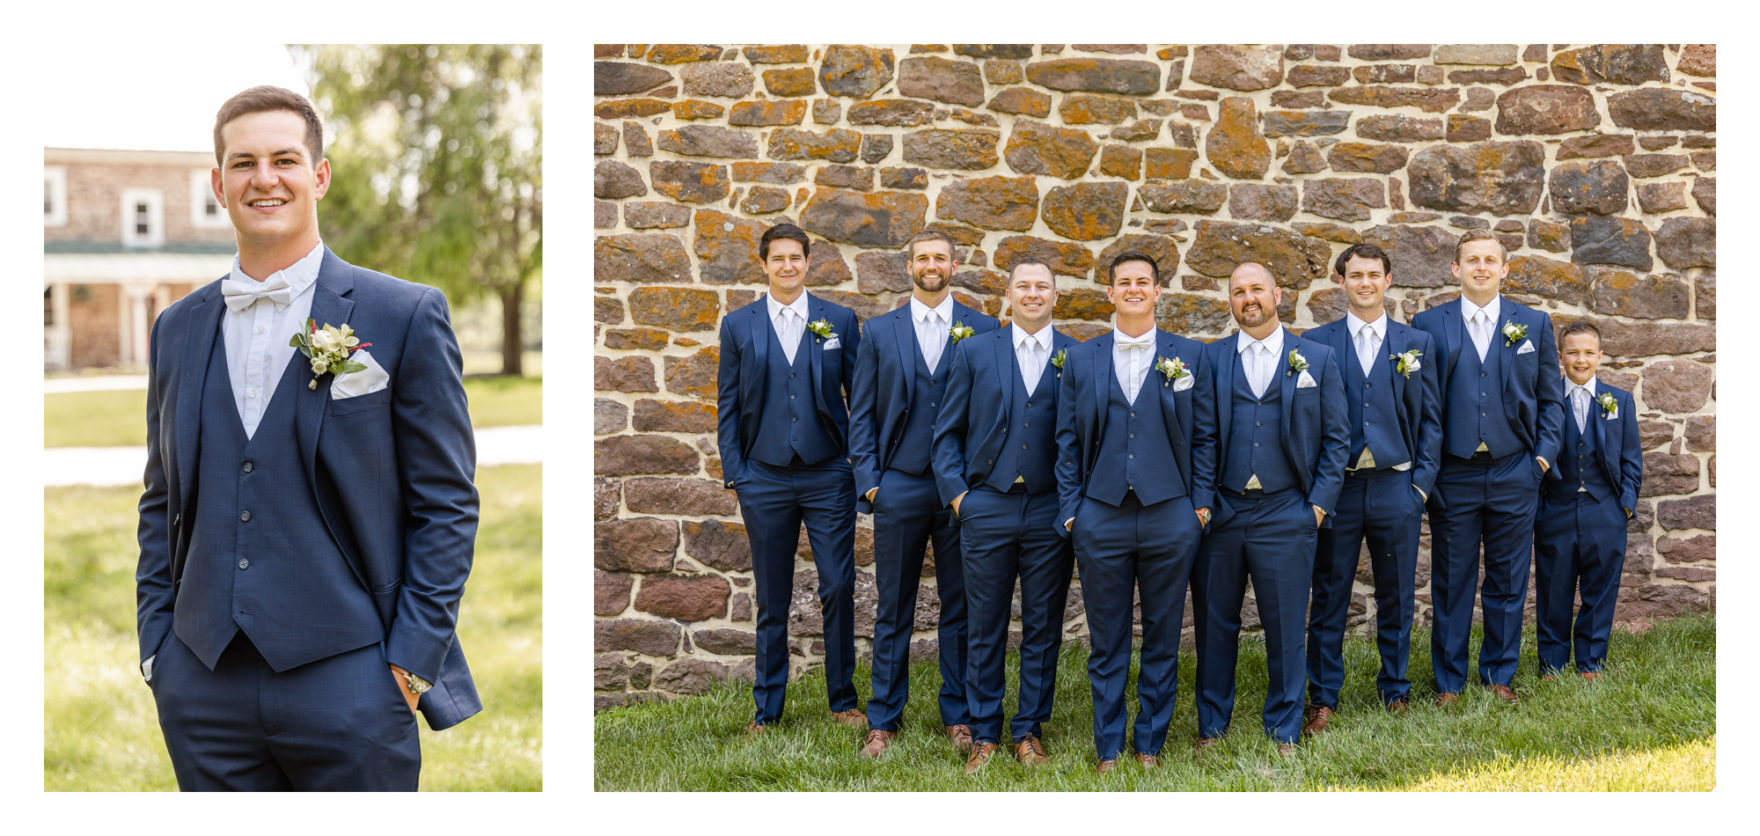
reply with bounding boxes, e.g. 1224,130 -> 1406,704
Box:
1236,325 -> 1285,400
1346,311 -> 1385,378
910,295 -> 953,373
221,242 -> 323,438
1460,294 -> 1501,363
766,292 -> 810,365
1013,322 -> 1051,395
1112,327 -> 1156,404
1568,376 -> 1597,435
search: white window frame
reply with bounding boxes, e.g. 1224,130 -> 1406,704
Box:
120,188 -> 164,248
44,166 -> 67,227
190,170 -> 229,229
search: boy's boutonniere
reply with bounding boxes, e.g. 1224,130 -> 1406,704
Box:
1391,348 -> 1423,379
1502,319 -> 1527,347
1598,391 -> 1619,418
1286,348 -> 1309,376
807,317 -> 835,340
290,319 -> 371,390
1051,348 -> 1067,377
1155,355 -> 1188,386
950,321 -> 976,343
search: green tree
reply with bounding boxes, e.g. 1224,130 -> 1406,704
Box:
298,44 -> 542,376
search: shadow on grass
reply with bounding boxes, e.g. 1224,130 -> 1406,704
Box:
594,614 -> 1714,791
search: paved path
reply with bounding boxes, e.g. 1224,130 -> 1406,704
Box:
44,375 -> 150,393
44,425 -> 542,487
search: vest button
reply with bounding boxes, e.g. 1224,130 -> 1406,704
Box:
1026,401 -> 1033,407
1023,423 -> 1030,428
237,559 -> 249,570
792,417 -> 798,422
1128,454 -> 1134,459
930,402 -> 937,408
1365,383 -> 1371,389
1021,444 -> 1028,450
790,394 -> 796,399
239,510 -> 251,522
1002,428 -> 1008,434
790,373 -> 795,379
1254,442 -> 1260,448
242,461 -> 254,473
1481,372 -> 1487,378
1129,433 -> 1135,438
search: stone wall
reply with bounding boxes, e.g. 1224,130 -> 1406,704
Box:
593,44 -> 1716,710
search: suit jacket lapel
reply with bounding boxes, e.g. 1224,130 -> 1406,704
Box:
805,294 -> 827,411
1280,332 -> 1299,432
1156,331 -> 1185,445
296,251 -> 356,492
893,306 -> 917,406
175,289 -> 227,510
1218,333 -> 1239,447
749,300 -> 769,374
1441,300 -> 1464,388
1093,332 -> 1115,439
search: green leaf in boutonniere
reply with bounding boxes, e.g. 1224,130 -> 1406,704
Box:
1155,355 -> 1188,386
1390,348 -> 1423,379
950,321 -> 976,343
1597,391 -> 1618,418
1501,319 -> 1527,347
289,319 -> 372,390
807,317 -> 835,340
1051,348 -> 1067,377
1286,348 -> 1309,376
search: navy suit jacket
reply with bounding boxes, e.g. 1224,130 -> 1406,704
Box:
1411,296 -> 1565,490
137,248 -> 482,731
1200,329 -> 1351,529
1303,316 -> 1444,500
930,325 -> 1078,507
850,300 -> 998,513
1545,382 -> 1642,511
1053,329 -> 1215,538
715,292 -> 860,488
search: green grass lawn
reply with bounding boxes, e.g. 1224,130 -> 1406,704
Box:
594,614 -> 1715,791
43,463 -> 542,791
42,376 -> 542,448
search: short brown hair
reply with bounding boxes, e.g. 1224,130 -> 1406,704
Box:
1008,256 -> 1056,285
1107,251 -> 1161,286
213,86 -> 325,167
759,223 -> 811,260
905,228 -> 957,260
1558,319 -> 1602,347
1452,228 -> 1507,263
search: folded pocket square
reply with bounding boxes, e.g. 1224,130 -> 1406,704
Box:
1173,374 -> 1194,392
330,348 -> 390,399
1296,369 -> 1318,389
1517,339 -> 1536,355
823,337 -> 841,350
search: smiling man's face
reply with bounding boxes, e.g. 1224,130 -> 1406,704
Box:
213,109 -> 329,263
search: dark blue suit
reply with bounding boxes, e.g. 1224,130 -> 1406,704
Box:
1411,297 -> 1564,693
716,292 -> 863,726
1302,317 -> 1442,709
1534,382 -> 1640,674
1192,329 -> 1349,744
137,249 -> 480,790
1054,329 -> 1213,760
932,325 -> 1078,746
851,300 -> 997,732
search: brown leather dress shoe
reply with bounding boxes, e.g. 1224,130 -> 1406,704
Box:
1193,737 -> 1221,753
830,708 -> 869,729
745,722 -> 767,737
965,741 -> 1000,774
1095,758 -> 1119,774
945,724 -> 974,755
1433,692 -> 1461,707
859,729 -> 895,758
1385,698 -> 1410,715
1134,752 -> 1162,768
1485,683 -> 1520,704
1012,736 -> 1049,766
1540,674 -> 1558,683
1581,671 -> 1602,682
1275,741 -> 1298,757
1301,705 -> 1334,737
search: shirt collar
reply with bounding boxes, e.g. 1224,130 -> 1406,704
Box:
1013,322 -> 1050,352
910,294 -> 953,325
1113,327 -> 1157,348
1568,377 -> 1598,398
1461,294 -> 1501,325
1238,325 -> 1285,357
228,241 -> 324,300
767,291 -> 810,322
1346,311 -> 1386,341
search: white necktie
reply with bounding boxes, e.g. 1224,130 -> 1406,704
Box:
778,308 -> 800,365
1251,342 -> 1273,399
1020,337 -> 1043,394
1470,310 -> 1491,362
1356,325 -> 1377,377
921,311 -> 944,373
1573,386 -> 1590,434
222,275 -> 292,312
1119,338 -> 1151,403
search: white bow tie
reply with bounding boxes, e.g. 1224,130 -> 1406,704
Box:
222,275 -> 292,312
1118,336 -> 1153,350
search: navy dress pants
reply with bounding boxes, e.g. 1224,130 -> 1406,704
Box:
867,468 -> 967,732
1534,492 -> 1628,674
1307,468 -> 1423,709
1428,452 -> 1541,693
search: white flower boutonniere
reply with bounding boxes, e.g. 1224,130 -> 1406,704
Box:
1286,348 -> 1309,376
290,319 -> 371,390
1155,355 -> 1188,387
950,321 -> 976,343
1051,348 -> 1067,378
1598,391 -> 1619,418
807,317 -> 836,340
1501,320 -> 1527,347
1391,349 -> 1423,379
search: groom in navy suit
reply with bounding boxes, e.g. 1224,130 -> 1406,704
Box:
1300,244 -> 1442,733
137,87 -> 480,790
716,223 -> 866,734
1192,261 -> 1349,754
1054,252 -> 1212,772
852,229 -> 998,758
931,257 -> 1077,772
1412,229 -> 1564,705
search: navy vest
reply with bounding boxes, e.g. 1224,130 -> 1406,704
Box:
1223,356 -> 1297,493
1089,367 -> 1183,507
1563,398 -> 1612,500
1345,337 -> 1411,470
890,339 -> 947,475
751,320 -> 838,467
989,352 -> 1057,494
1446,333 -> 1524,459
177,333 -> 382,672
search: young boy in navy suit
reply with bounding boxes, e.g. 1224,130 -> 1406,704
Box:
1533,320 -> 1641,680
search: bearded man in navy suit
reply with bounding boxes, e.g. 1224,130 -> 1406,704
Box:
137,86 -> 480,791
852,229 -> 999,758
1411,229 -> 1564,706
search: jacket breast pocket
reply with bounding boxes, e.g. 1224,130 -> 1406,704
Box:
329,386 -> 393,417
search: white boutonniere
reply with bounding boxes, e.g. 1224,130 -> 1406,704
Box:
1501,320 -> 1527,347
1051,348 -> 1067,378
1155,355 -> 1188,387
290,319 -> 371,390
807,317 -> 835,340
1598,391 -> 1619,419
1391,349 -> 1423,379
1286,348 -> 1309,376
949,321 -> 976,343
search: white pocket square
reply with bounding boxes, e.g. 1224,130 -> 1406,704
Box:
1296,370 -> 1318,389
823,337 -> 841,350
1517,339 -> 1536,355
1173,374 -> 1194,392
329,348 -> 390,399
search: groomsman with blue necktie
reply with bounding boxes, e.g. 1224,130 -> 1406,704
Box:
852,229 -> 999,758
1300,243 -> 1442,735
932,257 -> 1078,773
716,223 -> 867,734
1534,320 -> 1640,681
1411,228 -> 1564,706
1192,261 -> 1350,755
1054,252 -> 1212,773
